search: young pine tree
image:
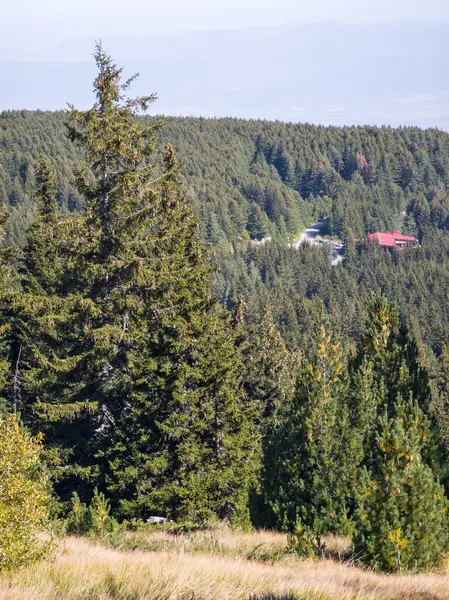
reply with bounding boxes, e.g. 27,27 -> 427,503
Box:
351,294 -> 449,571
352,294 -> 438,473
0,414 -> 52,571
355,294 -> 431,421
354,396 -> 449,572
263,324 -> 360,541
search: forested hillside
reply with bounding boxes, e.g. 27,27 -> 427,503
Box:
3,47 -> 449,575
4,112 -> 449,244
2,110 -> 449,352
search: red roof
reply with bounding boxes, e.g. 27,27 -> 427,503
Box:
368,231 -> 416,248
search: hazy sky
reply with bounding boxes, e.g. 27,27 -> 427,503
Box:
1,0 -> 449,124
3,0 -> 449,22
2,0 -> 449,39
1,0 -> 449,61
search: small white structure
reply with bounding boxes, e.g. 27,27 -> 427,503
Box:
147,516 -> 170,524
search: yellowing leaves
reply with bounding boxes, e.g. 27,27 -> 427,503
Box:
0,415 -> 52,571
379,443 -> 392,453
387,528 -> 408,550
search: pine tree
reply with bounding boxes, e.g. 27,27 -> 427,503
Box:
236,301 -> 299,434
354,396 -> 449,572
263,324 -> 359,539
351,295 -> 449,571
353,294 -> 435,468
247,202 -> 269,240
233,300 -> 300,527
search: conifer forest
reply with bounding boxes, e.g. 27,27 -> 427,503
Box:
3,44 -> 449,586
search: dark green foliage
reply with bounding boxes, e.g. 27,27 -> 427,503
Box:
236,302 -> 299,434
0,206 -> 19,413
247,202 -> 270,240
15,45 -> 259,525
234,301 -> 299,527
22,155 -> 61,294
12,154 -> 98,500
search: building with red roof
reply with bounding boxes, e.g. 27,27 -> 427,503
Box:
368,231 -> 417,249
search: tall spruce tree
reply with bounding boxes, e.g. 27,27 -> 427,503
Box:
12,157 -> 61,419
9,155 -> 99,500
94,140 -> 257,522
26,43 -> 259,521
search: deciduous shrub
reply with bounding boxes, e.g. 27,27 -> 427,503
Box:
0,414 -> 52,571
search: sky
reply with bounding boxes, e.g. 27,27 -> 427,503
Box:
3,0 -> 449,23
1,0 -> 449,61
1,0 -> 449,126
2,0 -> 449,48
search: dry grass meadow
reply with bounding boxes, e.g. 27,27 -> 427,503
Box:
1,528 -> 449,600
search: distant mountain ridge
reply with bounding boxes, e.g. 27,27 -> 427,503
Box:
1,21 -> 449,128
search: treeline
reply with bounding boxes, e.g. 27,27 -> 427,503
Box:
3,110 -> 449,248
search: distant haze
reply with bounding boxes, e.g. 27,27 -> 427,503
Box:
1,19 -> 449,128
4,0 -> 449,38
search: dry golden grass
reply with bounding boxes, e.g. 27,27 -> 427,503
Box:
0,533 -> 448,600
105,525 -> 291,561
103,526 -> 353,565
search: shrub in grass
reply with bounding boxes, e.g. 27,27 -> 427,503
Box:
0,414 -> 52,571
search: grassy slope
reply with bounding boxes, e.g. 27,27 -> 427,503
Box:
2,529 -> 449,600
